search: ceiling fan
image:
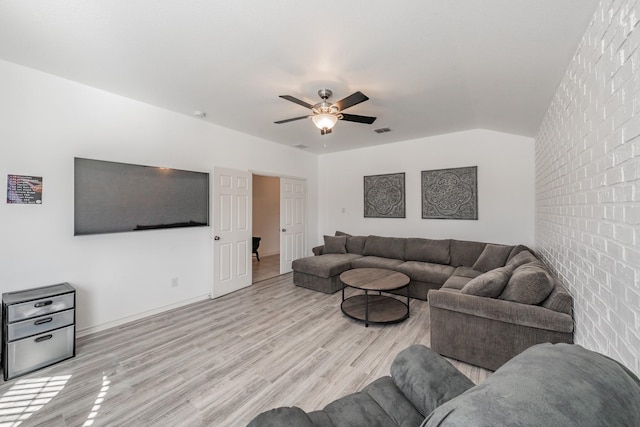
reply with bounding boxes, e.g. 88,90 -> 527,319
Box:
275,89 -> 377,135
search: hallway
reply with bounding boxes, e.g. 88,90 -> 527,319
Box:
252,254 -> 280,283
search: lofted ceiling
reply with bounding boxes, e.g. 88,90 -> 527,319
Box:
0,0 -> 600,154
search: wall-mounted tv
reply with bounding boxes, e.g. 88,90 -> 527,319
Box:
74,157 -> 209,236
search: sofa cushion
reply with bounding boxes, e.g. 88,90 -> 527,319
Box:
500,261 -> 555,305
390,345 -> 474,417
506,249 -> 538,268
363,235 -> 406,260
292,254 -> 362,278
351,256 -> 404,270
359,376 -> 424,427
423,343 -> 640,427
449,240 -> 487,267
450,266 -> 483,279
323,235 -> 347,254
404,238 -> 451,264
441,275 -> 472,291
461,265 -> 513,298
346,235 -> 368,255
542,280 -> 573,315
247,406 -> 315,427
472,244 -> 513,272
322,390 -> 398,427
395,261 -> 455,285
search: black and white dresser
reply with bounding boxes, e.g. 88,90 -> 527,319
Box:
2,283 -> 76,380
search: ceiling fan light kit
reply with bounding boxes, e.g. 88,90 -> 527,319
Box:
275,89 -> 376,135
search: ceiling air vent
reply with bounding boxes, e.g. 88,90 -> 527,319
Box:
294,144 -> 308,149
374,127 -> 391,134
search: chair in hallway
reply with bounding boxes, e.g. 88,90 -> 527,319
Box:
252,237 -> 261,262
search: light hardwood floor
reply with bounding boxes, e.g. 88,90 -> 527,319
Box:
1,273 -> 491,427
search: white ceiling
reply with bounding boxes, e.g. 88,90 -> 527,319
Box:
0,0 -> 599,154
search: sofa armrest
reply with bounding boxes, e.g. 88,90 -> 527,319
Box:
428,290 -> 573,333
312,245 -> 324,256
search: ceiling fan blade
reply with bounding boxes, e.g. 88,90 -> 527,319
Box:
279,95 -> 313,109
334,91 -> 369,111
274,115 -> 310,124
340,113 -> 377,124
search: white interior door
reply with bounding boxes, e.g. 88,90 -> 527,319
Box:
212,167 -> 252,298
280,177 -> 306,274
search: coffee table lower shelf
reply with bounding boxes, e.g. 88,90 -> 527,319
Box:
341,294 -> 409,327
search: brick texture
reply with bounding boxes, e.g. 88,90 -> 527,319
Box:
536,0 -> 640,375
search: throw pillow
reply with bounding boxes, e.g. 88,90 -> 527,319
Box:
500,262 -> 555,305
334,230 -> 352,237
461,265 -> 513,298
323,235 -> 347,254
472,244 -> 513,272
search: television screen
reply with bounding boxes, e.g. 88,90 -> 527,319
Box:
74,158 -> 209,235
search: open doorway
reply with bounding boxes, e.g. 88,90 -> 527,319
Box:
252,175 -> 280,283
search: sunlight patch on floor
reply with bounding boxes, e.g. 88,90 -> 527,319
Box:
0,375 -> 71,426
83,375 -> 110,426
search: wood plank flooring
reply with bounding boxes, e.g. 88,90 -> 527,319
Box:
1,273 -> 491,427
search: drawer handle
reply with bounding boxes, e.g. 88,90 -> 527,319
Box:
34,317 -> 53,325
35,334 -> 53,343
34,300 -> 53,308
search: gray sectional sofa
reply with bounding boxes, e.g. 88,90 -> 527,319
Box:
248,343 -> 640,427
292,233 -> 574,370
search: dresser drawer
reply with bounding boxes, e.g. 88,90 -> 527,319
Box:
7,309 -> 75,341
7,293 -> 74,322
5,325 -> 75,380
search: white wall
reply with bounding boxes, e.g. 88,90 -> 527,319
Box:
535,0 -> 640,375
0,60 -> 318,334
252,175 -> 280,256
317,129 -> 535,247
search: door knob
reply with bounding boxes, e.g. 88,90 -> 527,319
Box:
282,228 -> 287,232
214,236 -> 220,240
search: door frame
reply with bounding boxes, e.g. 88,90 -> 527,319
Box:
250,170 -> 308,273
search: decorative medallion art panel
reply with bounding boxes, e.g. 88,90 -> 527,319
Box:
364,172 -> 405,218
422,166 -> 477,220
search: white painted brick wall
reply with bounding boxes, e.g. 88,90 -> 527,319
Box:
536,0 -> 640,375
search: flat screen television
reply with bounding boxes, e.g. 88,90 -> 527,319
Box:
74,157 -> 209,235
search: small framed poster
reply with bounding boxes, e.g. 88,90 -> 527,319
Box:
7,174 -> 43,204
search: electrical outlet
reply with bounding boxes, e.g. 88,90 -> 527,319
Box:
171,277 -> 179,288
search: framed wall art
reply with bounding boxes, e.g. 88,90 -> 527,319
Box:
364,172 -> 405,218
422,166 -> 477,220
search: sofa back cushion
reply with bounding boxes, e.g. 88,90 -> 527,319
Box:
423,343 -> 640,427
500,261 -> 555,305
449,240 -> 487,267
506,250 -> 538,268
472,244 -> 514,272
363,235 -> 406,260
346,235 -> 368,255
405,238 -> 450,264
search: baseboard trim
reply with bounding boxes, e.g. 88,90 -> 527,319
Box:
76,293 -> 211,338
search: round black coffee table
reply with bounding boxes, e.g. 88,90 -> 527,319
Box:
339,268 -> 410,327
